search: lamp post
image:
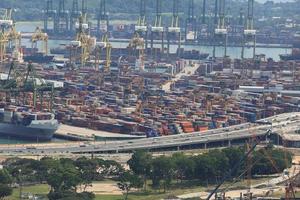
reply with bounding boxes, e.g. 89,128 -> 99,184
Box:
18,169 -> 22,200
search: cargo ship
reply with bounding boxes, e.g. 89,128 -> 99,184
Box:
279,48 -> 300,61
282,32 -> 300,60
23,52 -> 54,63
0,106 -> 59,141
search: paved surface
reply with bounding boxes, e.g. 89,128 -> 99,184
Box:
178,156 -> 300,199
56,124 -> 146,140
161,61 -> 200,92
0,112 -> 299,155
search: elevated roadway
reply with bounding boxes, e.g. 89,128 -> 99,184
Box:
0,112 -> 300,155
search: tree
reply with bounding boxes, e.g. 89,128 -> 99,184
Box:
127,150 -> 152,190
151,156 -> 175,192
0,184 -> 12,200
172,153 -> 195,182
117,171 -> 143,200
75,157 -> 98,191
0,169 -> 13,200
46,159 -> 83,200
222,147 -> 245,178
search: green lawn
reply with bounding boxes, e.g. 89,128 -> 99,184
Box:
95,195 -> 123,200
10,184 -> 49,200
7,177 -> 272,200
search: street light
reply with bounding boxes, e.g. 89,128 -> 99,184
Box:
18,169 -> 22,200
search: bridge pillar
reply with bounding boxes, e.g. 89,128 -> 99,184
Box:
204,143 -> 207,149
228,140 -> 231,147
177,146 -> 180,151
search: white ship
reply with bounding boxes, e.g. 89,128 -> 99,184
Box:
0,106 -> 59,141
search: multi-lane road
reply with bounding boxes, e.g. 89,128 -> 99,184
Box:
1,112 -> 300,155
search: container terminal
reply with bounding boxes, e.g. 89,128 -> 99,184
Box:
0,0 -> 299,144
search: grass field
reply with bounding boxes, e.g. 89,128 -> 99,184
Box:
8,177 -> 275,200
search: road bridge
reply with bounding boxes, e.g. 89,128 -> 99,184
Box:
0,112 -> 299,155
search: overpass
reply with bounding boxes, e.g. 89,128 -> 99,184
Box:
0,112 -> 300,155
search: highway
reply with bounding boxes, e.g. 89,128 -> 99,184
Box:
0,112 -> 300,155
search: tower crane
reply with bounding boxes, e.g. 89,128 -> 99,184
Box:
167,0 -> 181,57
134,0 -> 148,49
97,0 -> 109,38
129,33 -> 145,71
185,0 -> 197,42
31,27 -> 48,55
150,0 -> 164,57
95,33 -> 111,73
213,0 -> 227,58
241,0 -> 256,59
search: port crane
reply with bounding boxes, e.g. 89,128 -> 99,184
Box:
0,8 -> 13,30
134,0 -> 148,49
150,0 -> 164,58
7,23 -> 22,61
167,0 -> 181,57
0,8 -> 13,63
70,0 -> 81,34
94,33 -> 111,73
241,0 -> 256,59
129,33 -> 145,71
31,27 -> 48,55
0,30 -> 8,63
213,0 -> 227,58
97,0 -> 109,38
69,15 -> 91,68
185,0 -> 197,42
44,0 -> 56,34
57,0 -> 70,34
0,62 -> 55,111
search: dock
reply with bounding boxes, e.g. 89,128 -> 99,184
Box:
55,124 -> 146,141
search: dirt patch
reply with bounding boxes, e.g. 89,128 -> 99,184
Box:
79,183 -> 123,195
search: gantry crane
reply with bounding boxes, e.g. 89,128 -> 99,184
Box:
7,23 -> 22,61
44,0 -> 56,34
0,8 -> 13,30
241,0 -> 256,59
129,33 -> 145,71
97,0 -> 109,38
31,27 -> 48,55
0,30 -> 8,63
185,0 -> 197,42
197,0 -> 208,45
0,61 -> 55,111
150,0 -> 164,57
56,0 -> 69,34
134,0 -> 148,49
81,0 -> 89,32
167,0 -> 181,57
70,0 -> 81,34
70,15 -> 91,68
213,0 -> 227,58
95,33 -> 111,73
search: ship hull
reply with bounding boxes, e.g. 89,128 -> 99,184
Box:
0,122 -> 57,141
23,55 -> 54,63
